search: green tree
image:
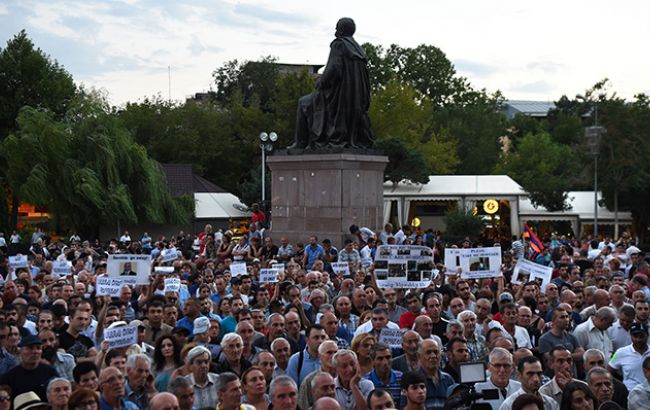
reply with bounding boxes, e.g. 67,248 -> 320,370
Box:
444,208 -> 484,241
495,132 -> 575,211
374,137 -> 430,185
2,91 -> 192,237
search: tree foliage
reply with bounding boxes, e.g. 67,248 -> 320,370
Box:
444,208 -> 484,241
1,91 -> 192,237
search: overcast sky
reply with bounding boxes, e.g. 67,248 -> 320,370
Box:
2,0 -> 648,106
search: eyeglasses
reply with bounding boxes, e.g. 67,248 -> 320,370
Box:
490,363 -> 512,369
0,396 -> 10,402
101,374 -> 125,385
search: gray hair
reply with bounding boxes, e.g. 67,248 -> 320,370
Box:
186,345 -> 211,364
595,306 -> 616,321
417,338 -> 440,357
332,349 -> 357,368
489,347 -> 513,364
446,319 -> 465,332
271,337 -> 289,352
583,348 -> 605,363
266,313 -> 284,326
126,353 -> 151,370
168,376 -> 193,395
252,350 -> 275,366
318,339 -> 338,355
46,377 -> 71,397
457,310 -> 477,321
221,332 -> 243,348
216,372 -> 239,393
310,371 -> 334,389
269,375 -> 297,399
586,366 -> 612,384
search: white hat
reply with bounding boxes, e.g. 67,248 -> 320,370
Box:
14,392 -> 47,410
193,317 -> 211,335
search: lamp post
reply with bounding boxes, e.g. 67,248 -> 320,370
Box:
259,132 -> 278,212
585,120 -> 606,239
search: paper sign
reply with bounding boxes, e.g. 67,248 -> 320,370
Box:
107,254 -> 153,284
361,258 -> 373,268
272,263 -> 285,271
9,255 -> 27,269
259,269 -> 280,283
512,259 -> 553,291
444,247 -> 503,279
332,262 -> 351,275
52,261 -> 72,276
103,325 -> 138,350
230,263 -> 247,277
378,328 -> 407,348
164,278 -> 181,293
154,266 -> 175,274
160,248 -> 178,263
96,276 -> 133,297
374,245 -> 434,289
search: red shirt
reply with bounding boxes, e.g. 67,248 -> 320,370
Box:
399,311 -> 421,329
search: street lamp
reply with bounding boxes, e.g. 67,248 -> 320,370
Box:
585,123 -> 606,238
259,131 -> 278,212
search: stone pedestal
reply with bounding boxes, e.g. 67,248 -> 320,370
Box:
266,152 -> 388,249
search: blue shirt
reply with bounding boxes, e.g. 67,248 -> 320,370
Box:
304,244 -> 324,269
0,349 -> 17,376
415,368 -> 454,410
365,369 -> 403,402
99,396 -> 139,410
286,348 -> 320,385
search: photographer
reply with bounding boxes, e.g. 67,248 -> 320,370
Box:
474,347 -> 520,409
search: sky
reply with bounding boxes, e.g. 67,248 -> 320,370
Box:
1,0 -> 649,106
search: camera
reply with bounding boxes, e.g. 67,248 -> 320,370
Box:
443,362 -> 497,410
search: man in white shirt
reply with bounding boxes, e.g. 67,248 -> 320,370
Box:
573,306 -> 616,362
353,308 -> 399,338
609,323 -> 650,391
475,347 -> 521,410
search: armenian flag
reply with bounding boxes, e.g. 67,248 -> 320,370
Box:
523,224 -> 543,255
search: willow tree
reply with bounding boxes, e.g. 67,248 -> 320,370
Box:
2,91 -> 192,237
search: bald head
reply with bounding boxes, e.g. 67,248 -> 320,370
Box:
150,393 -> 179,410
313,396 -> 342,410
593,289 -> 611,308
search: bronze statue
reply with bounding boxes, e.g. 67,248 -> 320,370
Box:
288,17 -> 373,150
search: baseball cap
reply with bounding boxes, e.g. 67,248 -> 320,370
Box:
130,320 -> 145,329
18,335 -> 43,348
193,317 -> 211,335
499,293 -> 514,303
631,323 -> 649,335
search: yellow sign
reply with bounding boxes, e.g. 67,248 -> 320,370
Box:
483,199 -> 499,214
411,217 -> 421,227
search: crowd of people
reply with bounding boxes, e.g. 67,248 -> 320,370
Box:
0,222 -> 648,410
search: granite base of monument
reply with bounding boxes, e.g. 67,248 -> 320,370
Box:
266,152 -> 388,249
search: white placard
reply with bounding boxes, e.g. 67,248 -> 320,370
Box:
230,263 -> 247,277
154,266 -> 175,274
160,248 -> 178,263
107,254 -> 153,284
103,325 -> 138,350
444,247 -> 503,279
259,269 -> 280,283
374,245 -> 434,289
361,258 -> 373,268
164,278 -> 181,293
9,255 -> 27,269
272,263 -> 285,271
331,262 -> 350,276
52,261 -> 72,276
378,328 -> 407,348
96,276 -> 133,297
512,259 -> 553,291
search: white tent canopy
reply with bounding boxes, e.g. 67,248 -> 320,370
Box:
194,193 -> 251,219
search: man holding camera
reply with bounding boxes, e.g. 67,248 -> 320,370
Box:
474,347 -> 521,409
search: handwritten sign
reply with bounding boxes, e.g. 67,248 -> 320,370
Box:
96,276 -> 133,297
378,328 -> 407,348
331,262 -> 350,276
104,325 -> 138,350
154,266 -> 175,274
52,261 -> 72,276
164,278 -> 181,293
272,263 -> 285,271
259,269 -> 280,283
160,248 -> 178,263
230,263 -> 247,277
9,255 -> 27,269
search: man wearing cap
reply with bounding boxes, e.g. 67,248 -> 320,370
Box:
184,345 -> 219,408
609,322 -> 650,390
192,317 -> 220,357
0,335 -> 58,400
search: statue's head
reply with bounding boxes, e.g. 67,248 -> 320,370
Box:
335,17 -> 356,37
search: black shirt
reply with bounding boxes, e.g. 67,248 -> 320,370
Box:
0,363 -> 58,400
59,331 -> 94,359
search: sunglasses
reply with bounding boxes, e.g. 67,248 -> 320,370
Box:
0,396 -> 10,402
